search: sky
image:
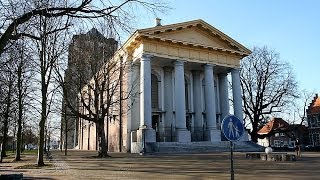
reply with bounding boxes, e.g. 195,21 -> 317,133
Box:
133,0 -> 320,94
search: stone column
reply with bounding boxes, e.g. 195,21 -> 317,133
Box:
126,63 -> 139,152
131,64 -> 140,129
231,68 -> 248,141
137,54 -> 156,143
204,64 -> 221,142
192,70 -> 203,141
163,66 -> 174,142
174,60 -> 191,142
219,73 -> 230,120
231,68 -> 243,121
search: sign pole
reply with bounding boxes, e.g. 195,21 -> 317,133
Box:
230,141 -> 234,180
221,115 -> 244,180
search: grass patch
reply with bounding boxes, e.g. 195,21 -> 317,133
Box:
14,163 -> 53,169
22,150 -> 38,155
2,150 -> 38,156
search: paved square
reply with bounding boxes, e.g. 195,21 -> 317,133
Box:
1,150 -> 320,179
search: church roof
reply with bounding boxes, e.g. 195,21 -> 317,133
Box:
258,118 -> 289,135
124,19 -> 251,57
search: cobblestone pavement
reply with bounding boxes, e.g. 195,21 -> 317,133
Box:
1,150 -> 320,180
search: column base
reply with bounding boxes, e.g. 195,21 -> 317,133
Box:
137,127 -> 156,143
240,130 -> 249,141
206,129 -> 221,142
191,127 -> 205,141
176,129 -> 191,142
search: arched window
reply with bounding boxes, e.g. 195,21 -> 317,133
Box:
151,74 -> 159,110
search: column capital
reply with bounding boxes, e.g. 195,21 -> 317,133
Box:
231,67 -> 242,73
218,72 -> 229,78
203,63 -> 216,70
173,60 -> 185,66
140,54 -> 153,61
163,66 -> 173,72
191,70 -> 201,75
130,63 -> 139,70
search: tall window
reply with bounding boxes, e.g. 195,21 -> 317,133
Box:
185,78 -> 190,111
151,74 -> 159,110
314,133 -> 320,146
214,79 -> 219,125
202,79 -> 205,111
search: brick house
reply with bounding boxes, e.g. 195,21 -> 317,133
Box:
257,118 -> 308,148
306,94 -> 320,146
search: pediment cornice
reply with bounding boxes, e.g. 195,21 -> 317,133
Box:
124,19 -> 251,56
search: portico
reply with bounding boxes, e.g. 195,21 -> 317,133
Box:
77,19 -> 252,153
123,20 -> 251,152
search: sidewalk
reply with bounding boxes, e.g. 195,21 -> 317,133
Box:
1,150 -> 320,179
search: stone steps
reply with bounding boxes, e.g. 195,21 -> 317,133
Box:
145,141 -> 264,154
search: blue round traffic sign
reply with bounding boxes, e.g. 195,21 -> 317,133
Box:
221,115 -> 244,141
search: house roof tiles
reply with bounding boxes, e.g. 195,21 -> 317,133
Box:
257,118 -> 289,135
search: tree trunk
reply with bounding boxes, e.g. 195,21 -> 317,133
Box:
250,120 -> 259,143
97,119 -> 109,157
47,132 -> 51,152
64,112 -> 68,156
1,78 -> 13,162
60,120 -> 63,152
15,120 -> 22,160
250,131 -> 259,143
16,62 -> 23,161
1,117 -> 9,161
37,96 -> 46,166
37,35 -> 47,166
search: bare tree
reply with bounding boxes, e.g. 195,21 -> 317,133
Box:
0,51 -> 16,162
14,40 -> 33,161
27,7 -> 70,166
240,46 -> 298,142
292,90 -> 315,125
0,0 -> 167,163
56,32 -> 132,157
0,0 -> 167,56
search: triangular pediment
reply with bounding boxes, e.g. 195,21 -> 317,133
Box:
152,27 -> 231,50
135,19 -> 251,56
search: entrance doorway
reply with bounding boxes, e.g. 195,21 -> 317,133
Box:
152,115 -> 160,142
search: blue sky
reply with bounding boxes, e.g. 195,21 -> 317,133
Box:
134,0 -> 320,94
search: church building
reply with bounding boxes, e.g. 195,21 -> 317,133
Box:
76,19 -> 252,153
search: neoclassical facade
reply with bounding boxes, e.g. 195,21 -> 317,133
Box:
77,19 -> 251,153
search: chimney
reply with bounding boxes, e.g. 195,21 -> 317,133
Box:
155,18 -> 162,26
